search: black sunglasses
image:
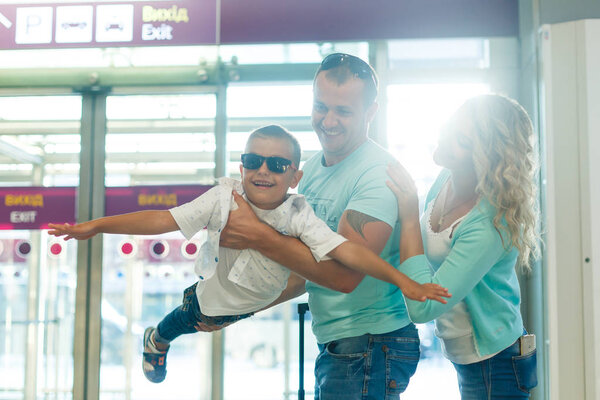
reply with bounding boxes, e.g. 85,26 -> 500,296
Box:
241,153 -> 296,174
320,53 -> 379,91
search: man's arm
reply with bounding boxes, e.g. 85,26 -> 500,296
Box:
253,227 -> 363,293
220,192 -> 392,293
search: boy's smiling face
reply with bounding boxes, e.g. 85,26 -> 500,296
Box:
240,136 -> 303,210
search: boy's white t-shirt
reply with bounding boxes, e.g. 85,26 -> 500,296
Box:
169,177 -> 347,316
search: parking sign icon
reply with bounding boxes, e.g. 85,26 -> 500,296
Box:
15,7 -> 53,44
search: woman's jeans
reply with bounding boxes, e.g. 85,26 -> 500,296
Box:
452,336 -> 538,399
154,282 -> 252,344
314,323 -> 420,400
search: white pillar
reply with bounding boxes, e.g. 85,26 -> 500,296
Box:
540,19 -> 600,400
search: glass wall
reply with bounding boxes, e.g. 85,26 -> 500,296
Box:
388,82 -> 490,400
224,83 -> 316,400
385,38 -> 495,400
226,83 -> 317,178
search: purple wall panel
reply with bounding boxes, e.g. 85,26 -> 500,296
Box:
219,0 -> 519,43
104,185 -> 212,216
0,185 -> 212,230
0,187 -> 76,230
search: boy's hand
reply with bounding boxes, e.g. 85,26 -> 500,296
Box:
403,280 -> 451,304
220,191 -> 263,250
47,222 -> 97,241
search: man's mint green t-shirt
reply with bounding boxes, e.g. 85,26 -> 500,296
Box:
299,140 -> 411,344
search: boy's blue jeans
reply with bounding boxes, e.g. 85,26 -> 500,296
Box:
314,323 -> 420,400
452,335 -> 538,399
154,282 -> 252,344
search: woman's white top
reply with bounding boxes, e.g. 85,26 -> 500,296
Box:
422,200 -> 500,364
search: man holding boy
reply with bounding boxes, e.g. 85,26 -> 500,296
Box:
49,124 -> 445,385
221,54 -> 419,398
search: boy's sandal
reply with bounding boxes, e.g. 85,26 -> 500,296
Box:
142,327 -> 169,383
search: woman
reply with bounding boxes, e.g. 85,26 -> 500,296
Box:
387,94 -> 539,399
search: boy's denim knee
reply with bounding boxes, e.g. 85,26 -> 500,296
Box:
314,324 -> 420,400
156,282 -> 252,343
155,283 -> 203,342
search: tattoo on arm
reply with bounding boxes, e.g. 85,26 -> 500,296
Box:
345,210 -> 381,239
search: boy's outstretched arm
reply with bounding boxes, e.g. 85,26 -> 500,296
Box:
48,210 -> 179,240
327,242 -> 451,304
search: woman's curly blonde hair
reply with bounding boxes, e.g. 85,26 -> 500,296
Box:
461,94 -> 540,270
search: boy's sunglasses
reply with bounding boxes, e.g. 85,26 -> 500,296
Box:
320,53 -> 378,89
241,153 -> 296,174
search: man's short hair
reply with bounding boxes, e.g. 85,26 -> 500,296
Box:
247,125 -> 302,167
315,53 -> 379,106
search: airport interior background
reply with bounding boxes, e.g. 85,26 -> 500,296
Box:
0,0 -> 599,399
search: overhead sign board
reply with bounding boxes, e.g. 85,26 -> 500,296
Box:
0,1 -> 217,50
0,0 -> 518,50
219,0 -> 519,43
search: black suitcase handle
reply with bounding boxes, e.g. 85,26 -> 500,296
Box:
297,303 -> 310,400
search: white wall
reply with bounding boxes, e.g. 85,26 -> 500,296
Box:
540,19 -> 600,400
580,20 -> 600,399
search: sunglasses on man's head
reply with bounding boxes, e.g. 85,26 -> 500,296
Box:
320,53 -> 378,89
241,153 -> 296,174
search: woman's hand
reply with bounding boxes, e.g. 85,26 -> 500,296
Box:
219,191 -> 264,250
386,162 -> 420,222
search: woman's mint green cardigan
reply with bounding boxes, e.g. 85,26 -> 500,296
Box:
400,169 -> 524,357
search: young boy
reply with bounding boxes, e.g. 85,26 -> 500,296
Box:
48,125 -> 449,383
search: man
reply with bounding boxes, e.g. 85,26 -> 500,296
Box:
221,53 -> 419,399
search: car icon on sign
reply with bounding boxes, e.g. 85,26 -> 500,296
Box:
105,21 -> 124,31
62,22 -> 87,29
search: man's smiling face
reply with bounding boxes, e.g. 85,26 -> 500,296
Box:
311,72 -> 377,166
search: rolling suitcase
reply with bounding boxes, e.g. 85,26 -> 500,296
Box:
297,302 -> 310,400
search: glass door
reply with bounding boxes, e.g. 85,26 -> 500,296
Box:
387,83 -> 490,400
223,82 -> 318,400
99,91 -> 217,400
0,94 -> 82,399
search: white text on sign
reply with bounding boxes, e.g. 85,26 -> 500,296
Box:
142,23 -> 173,40
10,211 -> 37,223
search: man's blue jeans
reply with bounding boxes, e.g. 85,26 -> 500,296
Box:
452,336 -> 538,399
155,282 -> 252,344
314,324 -> 420,400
